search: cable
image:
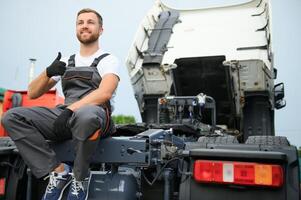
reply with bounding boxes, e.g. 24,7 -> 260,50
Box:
142,157 -> 181,186
177,159 -> 192,183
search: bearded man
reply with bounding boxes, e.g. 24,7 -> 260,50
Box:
1,8 -> 120,200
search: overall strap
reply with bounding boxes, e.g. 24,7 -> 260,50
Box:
90,53 -> 110,67
67,54 -> 76,67
91,53 -> 112,113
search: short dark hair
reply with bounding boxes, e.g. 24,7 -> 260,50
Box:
77,8 -> 103,26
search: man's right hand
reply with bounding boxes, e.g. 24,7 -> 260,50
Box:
46,52 -> 67,78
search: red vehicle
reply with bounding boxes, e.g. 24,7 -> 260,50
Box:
0,89 -> 63,137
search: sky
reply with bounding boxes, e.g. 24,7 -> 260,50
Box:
0,0 -> 300,146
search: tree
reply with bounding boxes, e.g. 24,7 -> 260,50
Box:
112,115 -> 136,124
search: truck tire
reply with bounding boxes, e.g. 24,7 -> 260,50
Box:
197,136 -> 239,144
5,156 -> 27,200
245,136 -> 290,146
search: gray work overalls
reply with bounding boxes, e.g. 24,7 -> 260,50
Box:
1,53 -> 115,181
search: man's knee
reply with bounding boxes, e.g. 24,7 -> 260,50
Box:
1,108 -> 18,130
1,107 -> 29,140
70,106 -> 108,140
73,112 -> 100,126
72,106 -> 106,126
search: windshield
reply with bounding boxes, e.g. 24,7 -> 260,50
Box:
161,0 -> 252,10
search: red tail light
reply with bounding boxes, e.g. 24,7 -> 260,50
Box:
194,160 -> 283,187
0,178 -> 5,195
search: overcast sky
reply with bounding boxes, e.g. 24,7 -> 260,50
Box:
0,0 -> 300,147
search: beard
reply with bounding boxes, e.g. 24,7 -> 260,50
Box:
77,30 -> 100,45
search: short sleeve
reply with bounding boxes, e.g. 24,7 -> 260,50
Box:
97,54 -> 121,80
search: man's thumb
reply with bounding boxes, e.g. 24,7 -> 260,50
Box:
55,52 -> 62,61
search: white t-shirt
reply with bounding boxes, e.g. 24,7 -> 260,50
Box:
51,49 -> 120,111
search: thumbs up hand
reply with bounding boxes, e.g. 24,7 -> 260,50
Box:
46,52 -> 67,77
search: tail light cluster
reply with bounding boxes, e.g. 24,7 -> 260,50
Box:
193,160 -> 283,187
0,178 -> 5,195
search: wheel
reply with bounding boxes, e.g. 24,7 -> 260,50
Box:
5,155 -> 47,200
245,136 -> 289,146
5,156 -> 27,200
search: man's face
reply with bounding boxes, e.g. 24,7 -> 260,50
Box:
76,12 -> 102,45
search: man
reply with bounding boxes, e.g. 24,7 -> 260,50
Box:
1,8 -> 120,200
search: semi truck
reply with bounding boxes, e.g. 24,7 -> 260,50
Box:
0,0 -> 300,199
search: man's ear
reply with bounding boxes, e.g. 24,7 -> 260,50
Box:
99,27 -> 104,35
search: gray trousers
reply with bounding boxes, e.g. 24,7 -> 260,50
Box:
1,105 -> 114,181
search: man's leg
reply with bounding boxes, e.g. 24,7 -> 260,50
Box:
1,106 -> 73,200
67,105 -> 113,199
1,106 -> 72,177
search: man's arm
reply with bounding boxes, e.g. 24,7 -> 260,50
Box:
67,73 -> 119,111
28,71 -> 57,99
28,52 -> 66,99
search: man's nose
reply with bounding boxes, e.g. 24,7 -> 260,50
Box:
81,22 -> 89,28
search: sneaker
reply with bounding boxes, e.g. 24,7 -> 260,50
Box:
67,174 -> 89,200
42,171 -> 72,200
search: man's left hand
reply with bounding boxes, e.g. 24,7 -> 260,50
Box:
53,108 -> 74,135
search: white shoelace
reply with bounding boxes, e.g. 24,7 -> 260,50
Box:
70,175 -> 85,197
44,172 -> 59,194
